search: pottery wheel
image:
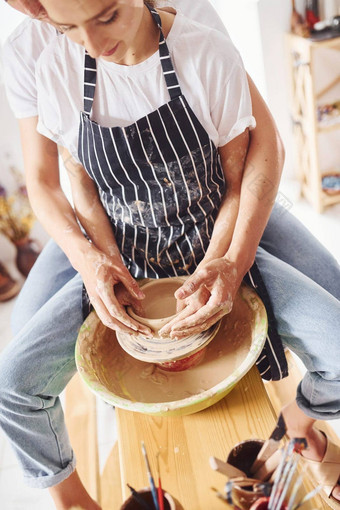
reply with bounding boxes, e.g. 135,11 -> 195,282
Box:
116,321 -> 221,364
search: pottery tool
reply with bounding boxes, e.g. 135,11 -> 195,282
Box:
253,449 -> 282,481
141,441 -> 160,510
156,452 -> 164,510
250,414 -> 287,475
127,483 -> 153,510
209,456 -> 246,478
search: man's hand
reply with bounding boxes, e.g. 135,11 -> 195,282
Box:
159,257 -> 241,339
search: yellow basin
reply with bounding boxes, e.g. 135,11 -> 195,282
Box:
75,283 -> 267,417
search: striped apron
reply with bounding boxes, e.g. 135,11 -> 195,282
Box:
78,6 -> 287,381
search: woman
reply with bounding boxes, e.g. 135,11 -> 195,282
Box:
1,1 -> 339,509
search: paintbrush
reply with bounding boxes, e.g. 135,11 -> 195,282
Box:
268,438 -> 307,510
127,483 -> 154,510
291,485 -> 322,509
156,452 -> 165,510
141,441 -> 160,510
250,414 -> 287,475
209,456 -> 246,478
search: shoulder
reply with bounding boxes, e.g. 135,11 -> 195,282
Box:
168,13 -> 242,76
36,33 -> 83,82
158,0 -> 230,37
3,18 -> 57,63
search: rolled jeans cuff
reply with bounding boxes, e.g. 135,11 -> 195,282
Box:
296,381 -> 340,421
23,455 -> 76,489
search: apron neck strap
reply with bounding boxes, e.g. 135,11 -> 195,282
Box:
82,4 -> 182,114
147,4 -> 182,100
83,51 -> 97,115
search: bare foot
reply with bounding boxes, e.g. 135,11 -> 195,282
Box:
282,402 -> 340,502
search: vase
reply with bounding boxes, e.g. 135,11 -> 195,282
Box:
13,237 -> 41,277
0,261 -> 20,302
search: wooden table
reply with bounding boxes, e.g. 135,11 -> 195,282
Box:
107,366 -> 278,509
66,367 -> 321,509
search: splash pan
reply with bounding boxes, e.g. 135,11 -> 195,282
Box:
75,283 -> 267,417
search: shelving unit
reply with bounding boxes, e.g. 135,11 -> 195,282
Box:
286,33 -> 340,212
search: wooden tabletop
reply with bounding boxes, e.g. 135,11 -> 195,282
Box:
115,366 -> 278,509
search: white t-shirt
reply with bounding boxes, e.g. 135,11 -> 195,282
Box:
3,0 -> 231,119
36,12 -> 254,160
3,18 -> 58,118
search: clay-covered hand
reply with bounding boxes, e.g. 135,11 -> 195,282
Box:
158,258 -> 239,339
78,245 -> 152,336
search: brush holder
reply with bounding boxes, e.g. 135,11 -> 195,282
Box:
227,439 -> 265,476
249,497 -> 287,510
226,439 -> 267,510
120,488 -> 177,509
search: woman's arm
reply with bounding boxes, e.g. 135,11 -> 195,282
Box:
18,117 -> 149,335
160,78 -> 285,338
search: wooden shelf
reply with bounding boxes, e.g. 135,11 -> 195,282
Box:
317,120 -> 340,132
286,33 -> 340,212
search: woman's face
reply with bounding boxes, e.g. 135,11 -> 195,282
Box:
6,0 -> 48,19
39,0 -> 147,63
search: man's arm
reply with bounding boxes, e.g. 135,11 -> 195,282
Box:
160,78 -> 284,338
18,117 -> 149,335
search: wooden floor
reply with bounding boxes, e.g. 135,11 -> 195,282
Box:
66,351 -> 339,509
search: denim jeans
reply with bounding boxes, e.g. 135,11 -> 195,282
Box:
0,205 -> 339,488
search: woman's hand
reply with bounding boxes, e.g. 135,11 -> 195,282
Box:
78,244 -> 152,336
158,257 -> 241,339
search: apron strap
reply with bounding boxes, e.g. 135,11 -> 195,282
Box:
148,6 -> 182,100
82,5 -> 182,115
83,50 -> 97,115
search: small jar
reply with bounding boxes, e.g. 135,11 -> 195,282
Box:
305,0 -> 320,28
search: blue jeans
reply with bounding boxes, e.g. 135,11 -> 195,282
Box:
0,205 -> 339,488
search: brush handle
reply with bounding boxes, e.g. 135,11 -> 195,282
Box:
250,439 -> 281,474
253,449 -> 282,481
148,474 -> 160,510
157,480 -> 165,510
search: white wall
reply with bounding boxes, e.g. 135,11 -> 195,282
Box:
0,3 -> 25,45
211,0 -> 295,178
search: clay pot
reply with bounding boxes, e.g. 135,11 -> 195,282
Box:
158,347 -> 207,372
13,237 -> 41,277
120,488 -> 177,510
127,277 -> 213,372
127,278 -> 186,334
